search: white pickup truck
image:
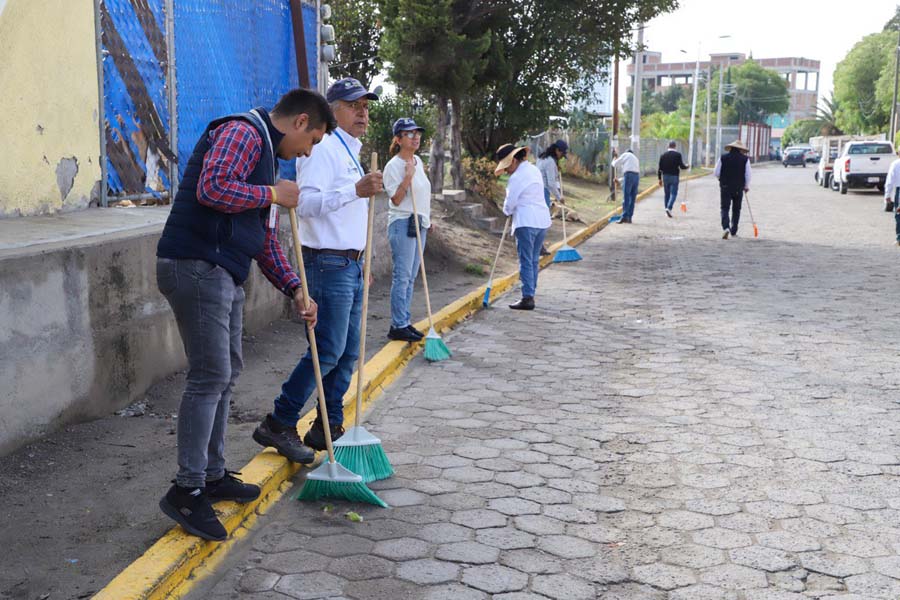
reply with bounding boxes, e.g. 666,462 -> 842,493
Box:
831,140 -> 895,195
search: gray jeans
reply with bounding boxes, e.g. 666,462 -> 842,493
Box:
157,258 -> 244,488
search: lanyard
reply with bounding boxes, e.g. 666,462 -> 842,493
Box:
334,130 -> 365,177
248,109 -> 280,229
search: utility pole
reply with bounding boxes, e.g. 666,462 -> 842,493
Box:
705,65 -> 712,167
687,46 -> 700,168
891,20 -> 900,144
611,53 -> 620,203
630,23 -> 644,156
715,58 -> 726,161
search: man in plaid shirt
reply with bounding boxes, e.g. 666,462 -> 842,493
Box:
156,89 -> 335,542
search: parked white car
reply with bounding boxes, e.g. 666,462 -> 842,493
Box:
831,141 -> 895,195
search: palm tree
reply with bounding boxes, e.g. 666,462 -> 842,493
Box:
816,93 -> 843,135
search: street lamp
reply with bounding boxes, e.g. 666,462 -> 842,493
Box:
683,35 -> 730,168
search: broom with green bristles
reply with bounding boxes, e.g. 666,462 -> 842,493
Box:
333,153 -> 394,483
409,186 -> 451,362
287,206 -> 387,508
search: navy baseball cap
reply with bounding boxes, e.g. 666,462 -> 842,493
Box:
552,139 -> 569,155
326,77 -> 379,103
393,118 -> 425,136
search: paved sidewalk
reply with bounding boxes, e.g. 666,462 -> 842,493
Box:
190,167 -> 900,600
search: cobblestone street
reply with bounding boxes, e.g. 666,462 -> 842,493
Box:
190,166 -> 900,600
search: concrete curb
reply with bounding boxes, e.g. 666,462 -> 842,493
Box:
94,172 -> 708,600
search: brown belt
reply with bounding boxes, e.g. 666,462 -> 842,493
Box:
302,246 -> 363,261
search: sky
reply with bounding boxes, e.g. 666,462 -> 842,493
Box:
618,0 -> 900,109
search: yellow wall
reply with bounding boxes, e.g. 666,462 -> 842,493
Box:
0,0 -> 101,217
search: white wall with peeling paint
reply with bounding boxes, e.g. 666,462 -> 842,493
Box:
0,0 -> 101,217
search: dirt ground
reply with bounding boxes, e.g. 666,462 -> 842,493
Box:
0,177 -> 629,600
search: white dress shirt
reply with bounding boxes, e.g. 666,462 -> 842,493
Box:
537,156 -> 562,200
295,127 -> 368,250
383,153 -> 431,228
612,151 -> 640,174
885,157 -> 900,200
714,155 -> 753,188
502,161 -> 552,232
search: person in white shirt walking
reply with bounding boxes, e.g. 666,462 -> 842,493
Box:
254,78 -> 384,457
884,149 -> 900,246
495,144 -> 552,311
612,148 -> 640,223
383,118 -> 431,341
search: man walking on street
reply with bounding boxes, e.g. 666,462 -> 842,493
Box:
612,148 -> 640,223
254,78 -> 384,458
658,141 -> 688,218
885,149 -> 900,245
155,89 -> 332,541
715,140 -> 752,239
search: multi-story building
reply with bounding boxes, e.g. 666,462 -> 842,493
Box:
627,51 -> 819,142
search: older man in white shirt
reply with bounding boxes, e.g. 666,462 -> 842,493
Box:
255,78 -> 383,458
612,149 -> 641,223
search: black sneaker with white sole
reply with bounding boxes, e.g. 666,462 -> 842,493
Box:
253,414 -> 316,464
303,418 -> 345,452
206,471 -> 261,504
159,484 -> 227,541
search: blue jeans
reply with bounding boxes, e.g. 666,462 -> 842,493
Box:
662,174 -> 680,210
622,172 -> 639,220
514,226 -> 547,298
274,251 -> 363,428
157,258 -> 244,488
388,218 -> 426,329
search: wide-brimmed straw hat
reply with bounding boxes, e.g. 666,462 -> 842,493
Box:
725,140 -> 749,153
494,144 -> 529,175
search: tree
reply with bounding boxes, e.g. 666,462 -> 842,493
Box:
729,60 -> 790,123
833,31 -> 894,134
363,93 -> 436,169
781,119 -> 823,148
327,0 -> 382,87
642,111 -> 691,140
815,93 -> 843,136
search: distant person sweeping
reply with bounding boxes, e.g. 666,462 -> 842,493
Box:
885,149 -> 900,246
715,140 -> 752,239
155,89 -> 331,541
537,140 -> 569,255
612,148 -> 640,223
383,118 -> 430,342
657,141 -> 688,218
495,144 -> 551,310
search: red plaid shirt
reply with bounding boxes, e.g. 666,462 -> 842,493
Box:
197,120 -> 300,296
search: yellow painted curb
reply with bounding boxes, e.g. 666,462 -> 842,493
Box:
94,171 -> 708,600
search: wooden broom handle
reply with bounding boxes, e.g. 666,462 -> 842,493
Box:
559,171 -> 568,241
288,208 -> 336,463
353,153 -> 377,428
487,217 -> 511,283
408,176 -> 434,329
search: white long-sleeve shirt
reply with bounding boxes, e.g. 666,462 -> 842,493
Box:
714,155 -> 753,188
295,127 -> 368,250
537,156 -> 562,200
612,151 -> 640,174
502,161 -> 551,232
885,157 -> 900,200
383,153 -> 431,228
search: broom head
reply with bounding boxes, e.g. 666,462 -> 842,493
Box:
753,224 -> 759,238
423,327 -> 451,362
680,201 -> 687,213
482,284 -> 492,308
297,459 -> 388,507
333,426 -> 394,483
552,244 -> 582,263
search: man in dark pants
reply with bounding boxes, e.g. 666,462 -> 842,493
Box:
155,89 -> 334,541
658,140 -> 688,218
714,140 -> 752,239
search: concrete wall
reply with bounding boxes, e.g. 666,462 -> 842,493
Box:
0,198 -> 393,455
0,0 -> 102,217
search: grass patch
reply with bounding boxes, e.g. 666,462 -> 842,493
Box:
464,263 -> 485,276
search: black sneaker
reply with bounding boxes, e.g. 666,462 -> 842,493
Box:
206,471 -> 261,504
253,414 -> 316,464
303,418 -> 345,452
159,484 -> 227,541
539,244 -> 551,256
405,325 -> 425,339
509,297 -> 535,310
388,326 -> 421,342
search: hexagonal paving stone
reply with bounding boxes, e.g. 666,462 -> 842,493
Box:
531,573 -> 596,600
461,564 -> 528,594
378,489 -> 429,507
372,537 -> 431,561
757,531 -> 821,553
327,555 -> 395,581
488,497 -> 542,516
599,582 -> 666,600
468,482 -> 519,499
799,552 -> 869,578
699,564 -> 768,590
657,510 -> 715,531
632,562 -> 696,590
683,499 -> 741,516
262,549 -> 331,575
729,546 -> 797,572
252,530 -> 311,554
718,512 -> 772,534
766,488 -> 823,506
660,544 -> 726,569
500,549 -> 562,574
542,504 -> 598,524
451,508 -> 508,529
573,494 -> 626,513
389,505 -> 452,525
442,466 -> 495,483
343,576 -> 425,600
435,541 -> 500,564
274,571 -> 346,599
416,523 -> 474,544
305,534 -> 374,557
495,471 -> 546,488
475,527 -> 536,550
429,492 -> 486,511
353,518 -> 421,541
669,584 -> 739,600
424,584 -> 488,600
396,558 -> 460,585
845,572 -> 900,598
825,535 -> 890,558
805,503 -> 865,525
744,501 -> 802,520
518,487 -> 571,505
238,569 -> 280,593
454,446 -> 501,460
827,493 -> 887,511
691,527 -> 753,550
536,534 -> 597,559
513,515 -> 566,536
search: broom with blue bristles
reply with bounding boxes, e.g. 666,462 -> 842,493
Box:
482,216 -> 510,308
552,173 -> 582,263
409,186 -> 451,362
287,206 -> 387,508
333,153 -> 394,483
